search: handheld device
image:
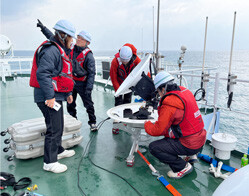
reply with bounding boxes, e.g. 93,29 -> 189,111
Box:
45,101 -> 61,111
53,101 -> 61,111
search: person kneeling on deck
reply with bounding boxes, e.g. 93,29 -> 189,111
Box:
110,43 -> 141,134
144,71 -> 206,179
30,20 -> 76,173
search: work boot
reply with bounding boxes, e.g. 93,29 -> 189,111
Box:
183,154 -> 198,164
58,149 -> 75,160
112,128 -> 119,135
43,162 -> 67,173
90,124 -> 98,132
167,162 -> 193,179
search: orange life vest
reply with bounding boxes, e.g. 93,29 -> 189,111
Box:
160,86 -> 204,138
70,47 -> 91,81
30,40 -> 74,92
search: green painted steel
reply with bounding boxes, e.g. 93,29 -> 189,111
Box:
1,78 -> 241,196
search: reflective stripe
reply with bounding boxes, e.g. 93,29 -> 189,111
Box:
155,75 -> 172,87
181,88 -> 188,93
83,48 -> 90,56
117,57 -> 122,66
65,61 -> 71,74
61,52 -> 70,61
55,23 -> 75,34
52,80 -> 58,91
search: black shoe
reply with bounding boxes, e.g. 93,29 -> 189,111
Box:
90,124 -> 98,132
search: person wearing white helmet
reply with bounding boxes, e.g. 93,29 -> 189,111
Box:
37,20 -> 97,132
144,71 -> 206,179
67,30 -> 98,132
53,19 -> 76,48
119,46 -> 132,63
110,43 -> 141,134
30,19 -> 76,174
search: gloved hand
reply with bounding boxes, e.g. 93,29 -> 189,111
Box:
37,19 -> 45,29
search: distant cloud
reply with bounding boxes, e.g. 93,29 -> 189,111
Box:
1,0 -> 249,51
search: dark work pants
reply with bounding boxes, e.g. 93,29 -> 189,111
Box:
37,101 -> 64,164
67,85 -> 96,125
115,92 -> 132,106
149,137 -> 202,172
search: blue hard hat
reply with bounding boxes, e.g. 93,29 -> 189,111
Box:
53,19 -> 76,38
78,31 -> 91,42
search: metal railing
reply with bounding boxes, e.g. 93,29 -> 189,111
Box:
1,55 -> 249,152
0,56 -> 113,76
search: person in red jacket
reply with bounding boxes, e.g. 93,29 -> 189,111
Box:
110,43 -> 141,134
144,71 -> 206,179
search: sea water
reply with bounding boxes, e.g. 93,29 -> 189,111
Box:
4,50 -> 249,153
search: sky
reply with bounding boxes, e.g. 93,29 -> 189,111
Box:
1,0 -> 249,51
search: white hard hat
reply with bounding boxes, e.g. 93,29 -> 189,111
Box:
154,71 -> 174,89
120,46 -> 132,62
78,30 -> 91,42
53,19 -> 76,38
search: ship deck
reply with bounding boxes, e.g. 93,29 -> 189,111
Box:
1,77 -> 241,196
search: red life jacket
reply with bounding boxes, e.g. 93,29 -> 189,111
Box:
160,86 -> 204,138
70,47 -> 91,81
115,53 -> 137,83
30,41 -> 74,93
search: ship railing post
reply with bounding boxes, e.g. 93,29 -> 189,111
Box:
190,71 -> 194,90
19,60 -> 21,75
213,72 -> 220,107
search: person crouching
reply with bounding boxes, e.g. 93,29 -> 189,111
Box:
144,71 -> 206,179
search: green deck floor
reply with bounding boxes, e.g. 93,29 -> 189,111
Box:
1,77 -> 241,196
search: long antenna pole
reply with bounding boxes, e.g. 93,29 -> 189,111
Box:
153,6 -> 155,53
227,11 -> 237,109
141,27 -> 143,52
202,17 -> 208,73
155,0 -> 160,69
229,11 -> 236,75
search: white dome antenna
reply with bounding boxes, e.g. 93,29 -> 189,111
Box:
181,45 -> 187,53
0,35 -> 13,58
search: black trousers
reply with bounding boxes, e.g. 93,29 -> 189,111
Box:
67,85 -> 96,125
149,137 -> 202,172
115,92 -> 132,106
37,101 -> 64,164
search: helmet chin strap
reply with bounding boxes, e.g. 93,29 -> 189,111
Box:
163,83 -> 168,95
55,30 -> 68,45
163,80 -> 174,94
84,41 -> 90,48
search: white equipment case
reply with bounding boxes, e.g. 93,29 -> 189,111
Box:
1,115 -> 83,161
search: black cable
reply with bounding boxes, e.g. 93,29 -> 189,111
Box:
194,87 -> 206,102
87,118 -> 142,196
97,117 -> 110,130
13,177 -> 32,191
77,133 -> 95,196
88,153 -> 143,196
77,117 -> 142,196
77,117 -> 110,196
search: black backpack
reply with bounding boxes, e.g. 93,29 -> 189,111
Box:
0,172 -> 16,187
0,172 -> 31,191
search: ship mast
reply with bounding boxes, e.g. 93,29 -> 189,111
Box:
155,0 -> 160,70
